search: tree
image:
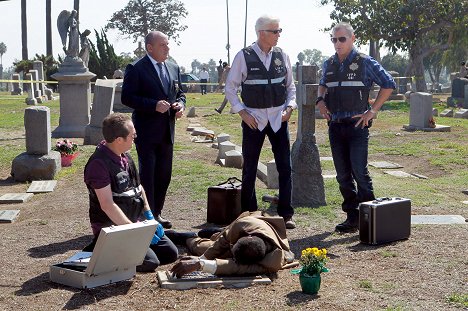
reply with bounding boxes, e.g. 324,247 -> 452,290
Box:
0,42 -> 6,65
302,49 -> 327,66
381,53 -> 409,76
190,59 -> 201,75
106,0 -> 188,44
21,0 -> 28,60
88,30 -> 129,79
46,0 -> 52,56
320,0 -> 468,91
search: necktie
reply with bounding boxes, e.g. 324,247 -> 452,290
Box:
157,62 -> 169,92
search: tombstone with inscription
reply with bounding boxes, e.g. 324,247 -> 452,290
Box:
84,79 -> 117,145
11,106 -> 61,181
291,65 -> 326,207
10,73 -> 23,95
403,92 -> 451,132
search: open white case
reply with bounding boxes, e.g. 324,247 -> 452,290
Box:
50,221 -> 156,289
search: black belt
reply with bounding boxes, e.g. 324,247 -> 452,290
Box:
329,117 -> 357,124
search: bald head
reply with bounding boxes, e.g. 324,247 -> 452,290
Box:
145,31 -> 169,62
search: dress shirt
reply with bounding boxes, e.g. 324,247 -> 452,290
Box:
226,42 -> 296,132
319,48 -> 396,120
147,53 -> 169,87
199,70 -> 210,80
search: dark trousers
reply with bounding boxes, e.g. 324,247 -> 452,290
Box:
329,121 -> 375,214
136,141 -> 173,216
83,235 -> 178,273
200,79 -> 208,94
241,121 -> 293,218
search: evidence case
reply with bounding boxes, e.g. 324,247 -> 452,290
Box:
207,177 -> 242,225
50,221 -> 156,289
359,197 -> 411,245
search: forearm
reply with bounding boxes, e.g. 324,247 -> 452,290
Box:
371,88 -> 393,112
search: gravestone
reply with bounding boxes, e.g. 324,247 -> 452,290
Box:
24,73 -> 37,105
216,141 -> 237,165
27,180 -> 57,193
266,160 -> 279,189
440,109 -> 454,117
291,65 -> 326,207
224,150 -> 243,169
369,161 -> 403,169
411,215 -> 466,224
186,124 -> 201,131
187,107 -> 196,117
0,210 -> 21,223
33,60 -> 47,99
447,78 -> 468,107
112,81 -> 131,112
0,193 -> 34,203
84,79 -> 116,145
10,73 -> 23,95
403,92 -> 451,132
216,133 -> 230,144
454,109 -> 468,119
29,69 -> 42,99
11,106 -> 61,182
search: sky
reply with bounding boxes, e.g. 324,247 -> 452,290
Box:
0,0 -> 352,73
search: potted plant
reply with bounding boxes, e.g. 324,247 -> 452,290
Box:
292,247 -> 329,295
53,139 -> 79,167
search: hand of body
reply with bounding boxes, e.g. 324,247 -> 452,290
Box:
281,106 -> 293,122
155,100 -> 171,113
239,109 -> 258,129
170,257 -> 203,278
316,100 -> 331,121
144,210 -> 165,245
171,101 -> 185,119
353,109 -> 376,128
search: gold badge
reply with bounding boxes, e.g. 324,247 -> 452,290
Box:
274,58 -> 282,66
349,63 -> 359,71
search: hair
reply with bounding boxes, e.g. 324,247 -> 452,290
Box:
144,31 -> 167,50
102,113 -> 131,143
222,62 -> 228,68
231,236 -> 267,265
462,62 -> 466,66
332,22 -> 354,37
255,15 -> 280,36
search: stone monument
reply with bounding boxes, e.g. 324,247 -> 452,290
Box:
447,78 -> 468,107
52,9 -> 96,138
291,65 -> 326,207
10,73 -> 23,95
11,106 -> 61,181
403,92 -> 450,132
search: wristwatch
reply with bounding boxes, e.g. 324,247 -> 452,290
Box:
315,96 -> 324,105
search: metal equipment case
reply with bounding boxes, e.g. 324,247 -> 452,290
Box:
50,221 -> 156,289
359,197 -> 411,245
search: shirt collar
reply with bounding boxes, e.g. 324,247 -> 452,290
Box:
333,48 -> 358,64
147,53 -> 162,66
97,141 -> 128,168
253,41 -> 273,57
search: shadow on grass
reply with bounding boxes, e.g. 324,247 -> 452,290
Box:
0,176 -> 20,187
286,290 -> 321,304
28,235 -> 94,258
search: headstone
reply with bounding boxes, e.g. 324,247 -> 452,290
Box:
256,162 -> 268,185
216,141 -> 237,165
383,170 -> 417,178
266,160 -> 279,189
291,65 -> 326,207
454,109 -> 468,119
411,215 -> 466,225
224,150 -> 243,169
319,156 -> 333,161
216,133 -> 230,144
10,73 -> 23,95
187,107 -> 196,118
0,210 -> 21,223
369,161 -> 403,169
447,78 -> 468,107
0,193 -> 34,204
440,109 -> 454,117
84,79 -> 116,145
29,69 -> 42,98
25,106 -> 51,154
26,180 -> 58,193
33,60 -> 46,97
24,73 -> 37,105
186,124 -> 201,131
191,128 -> 214,137
409,92 -> 433,128
112,81 -> 131,112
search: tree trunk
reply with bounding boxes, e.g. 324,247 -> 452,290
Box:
409,42 -> 427,92
369,40 -> 381,62
21,0 -> 28,60
46,0 -> 52,56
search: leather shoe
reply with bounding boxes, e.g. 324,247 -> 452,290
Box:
335,212 -> 359,233
164,230 -> 197,245
198,227 -> 223,239
156,215 -> 173,229
283,216 -> 296,229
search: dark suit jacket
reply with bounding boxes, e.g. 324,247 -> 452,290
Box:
121,55 -> 186,144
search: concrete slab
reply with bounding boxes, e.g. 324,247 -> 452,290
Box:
27,180 -> 57,193
369,161 -> 403,169
322,170 -> 336,179
157,271 -> 271,290
0,193 -> 34,204
402,124 -> 451,132
383,170 -> 417,178
0,210 -> 20,223
320,156 -> 333,161
411,215 -> 466,224
186,124 -> 201,131
411,173 -> 428,179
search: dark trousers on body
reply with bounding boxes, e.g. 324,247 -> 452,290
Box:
241,121 -> 294,218
135,141 -> 174,216
328,121 -> 375,214
200,79 -> 208,94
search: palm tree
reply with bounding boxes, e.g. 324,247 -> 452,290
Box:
46,0 -> 52,56
0,42 -> 6,66
21,0 -> 28,60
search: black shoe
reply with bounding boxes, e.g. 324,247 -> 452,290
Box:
214,108 -> 222,114
335,213 -> 359,233
283,216 -> 297,229
156,215 -> 173,229
164,230 -> 197,245
197,227 -> 223,239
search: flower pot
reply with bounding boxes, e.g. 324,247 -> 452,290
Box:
299,273 -> 321,295
61,153 -> 79,167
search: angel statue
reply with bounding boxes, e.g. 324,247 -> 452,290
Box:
79,29 -> 92,67
57,10 -> 80,59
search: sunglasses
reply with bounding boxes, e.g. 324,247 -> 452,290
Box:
331,36 -> 348,43
261,28 -> 282,34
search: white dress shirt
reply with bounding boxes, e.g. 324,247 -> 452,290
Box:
225,42 -> 296,132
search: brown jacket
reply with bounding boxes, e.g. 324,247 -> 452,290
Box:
203,211 -> 293,275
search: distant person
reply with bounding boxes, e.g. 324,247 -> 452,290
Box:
199,67 -> 209,95
225,15 -> 297,229
170,211 -> 294,277
217,59 -> 223,83
460,62 -> 468,79
316,22 -> 395,233
121,31 -> 186,229
83,113 -> 178,272
215,62 -> 231,93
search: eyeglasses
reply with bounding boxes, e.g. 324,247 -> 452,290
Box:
331,36 -> 348,43
130,132 -> 137,139
261,28 -> 282,34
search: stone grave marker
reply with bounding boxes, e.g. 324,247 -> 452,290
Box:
266,160 -> 279,189
33,60 -> 46,97
216,133 -> 230,144
0,210 -> 21,223
454,109 -> 468,119
24,73 -> 37,105
26,180 -> 58,193
403,92 -> 450,132
224,150 -> 243,169
10,73 -> 23,95
369,161 -> 403,169
411,215 -> 466,225
0,193 -> 34,204
447,78 -> 468,107
319,156 -> 333,161
439,109 -> 454,117
29,69 -> 42,99
383,170 -> 417,178
186,107 -> 196,117
186,124 -> 201,131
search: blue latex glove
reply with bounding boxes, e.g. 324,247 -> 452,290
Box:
145,210 -> 164,243
144,210 -> 155,220
151,233 -> 161,245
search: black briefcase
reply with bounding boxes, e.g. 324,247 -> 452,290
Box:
207,177 -> 242,225
359,197 -> 411,245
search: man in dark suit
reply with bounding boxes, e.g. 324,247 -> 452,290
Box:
121,31 -> 186,229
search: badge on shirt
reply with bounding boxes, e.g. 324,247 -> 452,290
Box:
274,58 -> 282,66
349,63 -> 359,71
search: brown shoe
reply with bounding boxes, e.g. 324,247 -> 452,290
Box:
156,215 -> 173,229
283,216 -> 296,229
